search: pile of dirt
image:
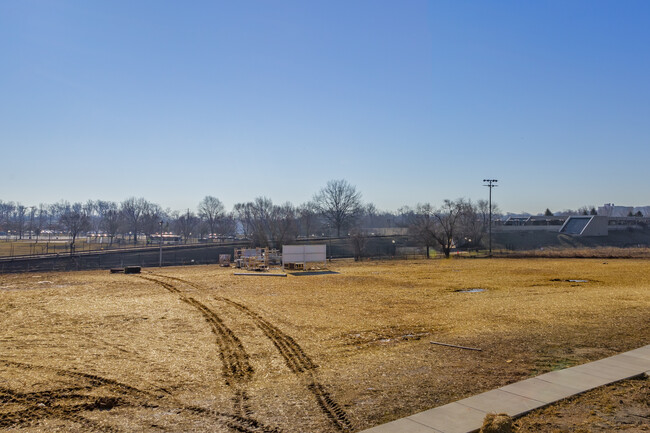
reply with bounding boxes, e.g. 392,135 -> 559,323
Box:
480,413 -> 513,433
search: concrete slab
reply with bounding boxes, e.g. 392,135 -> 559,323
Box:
499,377 -> 581,404
360,418 -> 442,433
596,353 -> 650,372
536,369 -> 614,391
569,360 -> 641,380
457,389 -> 545,417
623,346 -> 650,362
407,402 -> 487,433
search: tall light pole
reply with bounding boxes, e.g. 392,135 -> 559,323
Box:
483,179 -> 498,256
159,220 -> 163,267
328,224 -> 332,262
29,206 -> 36,240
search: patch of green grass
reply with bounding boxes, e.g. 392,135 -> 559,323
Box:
530,357 -> 578,376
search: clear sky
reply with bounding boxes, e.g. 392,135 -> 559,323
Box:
1,1 -> 649,215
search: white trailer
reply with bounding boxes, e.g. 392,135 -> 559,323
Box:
282,244 -> 326,270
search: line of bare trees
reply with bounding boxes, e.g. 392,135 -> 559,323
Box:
0,179 -> 501,257
400,199 -> 496,258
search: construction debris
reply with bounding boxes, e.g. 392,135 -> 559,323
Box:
234,248 -> 280,272
430,341 -> 482,351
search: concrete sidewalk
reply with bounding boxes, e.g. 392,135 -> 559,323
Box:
360,345 -> 650,433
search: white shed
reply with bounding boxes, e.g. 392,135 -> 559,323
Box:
282,245 -> 327,270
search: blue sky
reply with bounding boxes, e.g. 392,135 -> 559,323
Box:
1,1 -> 649,215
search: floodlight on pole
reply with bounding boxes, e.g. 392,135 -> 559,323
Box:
29,206 -> 36,240
483,179 -> 498,256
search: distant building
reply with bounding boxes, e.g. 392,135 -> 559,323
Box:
598,203 -> 650,217
497,209 -> 650,237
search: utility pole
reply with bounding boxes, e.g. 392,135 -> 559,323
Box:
328,224 -> 332,262
483,179 -> 498,256
29,206 -> 36,240
159,220 -> 163,267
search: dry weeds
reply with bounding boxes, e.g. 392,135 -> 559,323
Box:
0,258 -> 649,432
496,246 -> 650,259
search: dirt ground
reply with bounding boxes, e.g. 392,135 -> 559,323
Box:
1,258 -> 649,432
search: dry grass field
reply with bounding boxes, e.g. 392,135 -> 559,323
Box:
497,246 -> 650,259
1,258 -> 649,432
0,240 -> 118,257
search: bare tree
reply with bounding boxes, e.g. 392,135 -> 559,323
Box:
297,202 -> 318,238
402,203 -> 436,258
313,179 -> 363,237
249,197 -> 276,247
120,197 -> 148,245
457,199 -> 485,250
96,201 -> 121,246
141,202 -> 164,241
233,198 -> 297,248
431,199 -> 466,258
28,206 -> 36,240
172,209 -> 198,243
0,201 -> 15,236
217,212 -> 237,238
48,203 -> 65,241
198,196 -> 225,238
404,200 -> 467,258
249,197 -> 275,247
360,203 -> 378,228
233,202 -> 255,240
59,202 -> 90,253
350,227 -> 368,261
83,200 -> 97,234
269,202 -> 298,247
15,204 -> 26,239
35,204 -> 48,242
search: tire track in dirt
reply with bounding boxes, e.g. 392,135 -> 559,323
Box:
0,386 -> 131,431
139,276 -> 253,386
0,358 -> 156,432
220,297 -> 353,432
0,383 -> 122,432
150,274 -> 353,432
0,359 -> 279,433
0,359 -> 158,400
138,276 -> 255,421
183,405 -> 281,433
